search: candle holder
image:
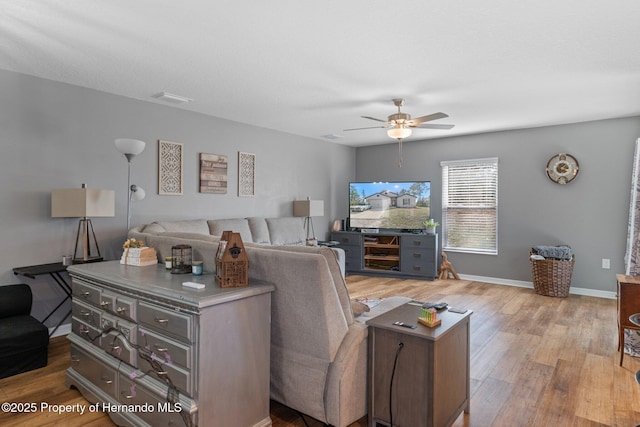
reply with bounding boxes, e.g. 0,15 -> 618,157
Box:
171,245 -> 192,274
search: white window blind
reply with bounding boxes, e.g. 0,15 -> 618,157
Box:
441,158 -> 498,255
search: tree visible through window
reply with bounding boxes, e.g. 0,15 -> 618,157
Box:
441,158 -> 498,254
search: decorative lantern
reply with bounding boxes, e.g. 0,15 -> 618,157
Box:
215,231 -> 249,287
171,244 -> 192,274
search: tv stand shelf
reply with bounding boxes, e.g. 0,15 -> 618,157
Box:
331,231 -> 437,280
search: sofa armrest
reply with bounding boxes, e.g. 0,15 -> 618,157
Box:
0,284 -> 33,318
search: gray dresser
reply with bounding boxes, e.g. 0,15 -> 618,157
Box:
65,261 -> 274,427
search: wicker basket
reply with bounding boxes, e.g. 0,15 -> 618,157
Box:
530,252 -> 575,297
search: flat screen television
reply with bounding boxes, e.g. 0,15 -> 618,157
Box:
348,181 -> 431,232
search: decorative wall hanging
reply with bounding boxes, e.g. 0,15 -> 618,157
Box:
199,153 -> 228,194
158,140 -> 184,195
238,152 -> 256,197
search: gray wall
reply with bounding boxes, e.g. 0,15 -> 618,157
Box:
355,116 -> 640,292
0,69 -> 355,329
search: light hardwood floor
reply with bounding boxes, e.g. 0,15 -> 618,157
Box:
1,275 -> 639,427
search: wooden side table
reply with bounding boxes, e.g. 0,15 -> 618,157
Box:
617,274 -> 640,366
366,303 -> 472,427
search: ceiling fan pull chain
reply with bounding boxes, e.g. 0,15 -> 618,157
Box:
397,139 -> 403,168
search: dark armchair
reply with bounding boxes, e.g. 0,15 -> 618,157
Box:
0,284 -> 49,379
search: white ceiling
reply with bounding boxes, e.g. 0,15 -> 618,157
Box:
3,1 -> 640,147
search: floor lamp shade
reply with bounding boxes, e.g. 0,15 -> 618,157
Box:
51,187 -> 115,263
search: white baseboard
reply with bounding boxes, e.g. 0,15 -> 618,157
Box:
458,274 -> 617,300
50,323 -> 71,338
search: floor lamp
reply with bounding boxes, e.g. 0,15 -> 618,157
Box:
51,184 -> 115,263
293,198 -> 324,245
115,138 -> 146,230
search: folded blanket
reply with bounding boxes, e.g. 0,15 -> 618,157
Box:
532,245 -> 573,260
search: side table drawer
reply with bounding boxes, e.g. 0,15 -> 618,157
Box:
139,302 -> 193,342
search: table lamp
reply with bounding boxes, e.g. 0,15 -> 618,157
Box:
293,198 -> 324,244
51,184 -> 115,263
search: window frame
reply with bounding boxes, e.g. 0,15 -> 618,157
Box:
441,157 -> 498,255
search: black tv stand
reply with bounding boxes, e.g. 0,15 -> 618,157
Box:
330,231 -> 438,280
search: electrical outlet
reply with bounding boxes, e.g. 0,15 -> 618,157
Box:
602,259 -> 611,269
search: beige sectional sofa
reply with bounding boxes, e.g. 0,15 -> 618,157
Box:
129,217 -> 410,427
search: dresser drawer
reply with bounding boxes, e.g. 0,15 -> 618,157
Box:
137,352 -> 192,396
101,291 -> 137,322
72,299 -> 101,328
139,302 -> 193,342
70,343 -> 116,398
101,328 -> 138,368
138,327 -> 191,369
73,281 -> 102,307
72,317 -> 102,347
118,375 -> 193,427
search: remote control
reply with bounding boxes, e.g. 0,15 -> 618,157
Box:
448,307 -> 467,314
422,302 -> 448,311
182,281 -> 205,289
393,321 -> 417,329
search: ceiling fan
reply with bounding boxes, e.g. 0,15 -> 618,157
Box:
344,98 -> 454,167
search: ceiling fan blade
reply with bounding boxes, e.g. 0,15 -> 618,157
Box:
409,112 -> 449,125
343,125 -> 391,131
412,123 -> 455,130
361,116 -> 390,123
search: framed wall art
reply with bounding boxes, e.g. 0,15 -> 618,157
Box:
199,153 -> 228,194
238,152 -> 255,197
158,140 -> 184,195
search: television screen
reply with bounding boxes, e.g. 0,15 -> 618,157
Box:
349,181 -> 431,231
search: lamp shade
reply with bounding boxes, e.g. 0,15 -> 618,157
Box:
51,188 -> 115,218
131,185 -> 146,201
115,138 -> 146,156
387,126 -> 412,140
293,200 -> 324,217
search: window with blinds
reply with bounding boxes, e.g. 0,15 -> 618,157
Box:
441,158 -> 498,255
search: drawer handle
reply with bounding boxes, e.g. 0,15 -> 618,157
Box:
116,307 -> 126,314
156,371 -> 168,377
80,310 -> 91,317
111,345 -> 121,351
71,356 -> 80,363
413,253 -> 422,258
155,317 -> 169,324
413,266 -> 422,271
122,392 -> 135,400
153,344 -> 168,352
81,291 -> 91,297
80,328 -> 90,335
101,376 -> 113,385
100,301 -> 110,307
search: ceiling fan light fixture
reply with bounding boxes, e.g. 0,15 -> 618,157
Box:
387,126 -> 412,140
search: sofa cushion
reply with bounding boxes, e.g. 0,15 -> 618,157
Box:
143,219 -> 209,235
208,219 -> 253,242
265,217 -> 306,245
247,217 -> 271,244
